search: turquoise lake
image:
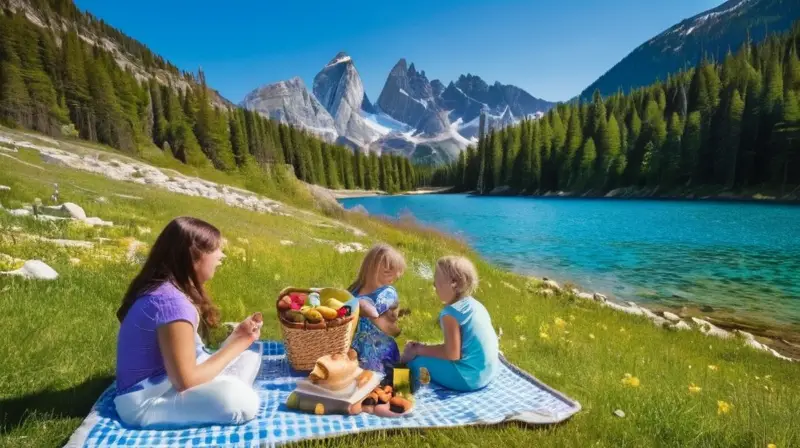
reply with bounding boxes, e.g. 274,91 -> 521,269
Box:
340,195 -> 800,329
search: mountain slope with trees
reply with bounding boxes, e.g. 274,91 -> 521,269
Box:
431,22 -> 800,198
580,0 -> 800,100
0,0 -> 419,194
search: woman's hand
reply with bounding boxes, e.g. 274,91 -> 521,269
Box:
159,313 -> 262,392
229,312 -> 263,347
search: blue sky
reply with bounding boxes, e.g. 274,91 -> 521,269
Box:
73,0 -> 723,103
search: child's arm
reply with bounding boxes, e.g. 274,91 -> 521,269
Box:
359,298 -> 379,318
411,315 -> 461,361
372,306 -> 401,337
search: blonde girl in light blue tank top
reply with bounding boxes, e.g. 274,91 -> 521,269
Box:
401,256 -> 499,391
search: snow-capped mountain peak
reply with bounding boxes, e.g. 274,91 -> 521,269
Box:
326,51 -> 352,67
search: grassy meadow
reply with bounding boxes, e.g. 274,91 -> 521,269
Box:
0,131 -> 798,448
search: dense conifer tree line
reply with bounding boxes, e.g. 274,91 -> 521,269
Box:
431,23 -> 800,195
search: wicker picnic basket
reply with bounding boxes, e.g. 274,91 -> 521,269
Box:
277,287 -> 360,371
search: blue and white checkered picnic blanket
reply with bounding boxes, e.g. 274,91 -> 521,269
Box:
65,341 -> 580,448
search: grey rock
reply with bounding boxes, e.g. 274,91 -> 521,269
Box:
361,92 -> 376,114
662,311 -> 681,322
349,204 -> 369,215
241,77 -> 337,141
413,108 -> 451,136
613,409 -> 626,418
577,292 -> 595,300
313,52 -> 381,147
376,59 -> 436,128
672,320 -> 692,331
542,279 -> 561,291
62,202 -> 87,220
640,307 -> 670,327
1,260 -> 58,280
439,74 -> 553,126
0,185 -> 10,192
603,301 -> 645,316
691,317 -> 732,339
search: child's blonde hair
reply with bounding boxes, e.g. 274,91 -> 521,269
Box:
348,243 -> 406,292
436,256 -> 479,298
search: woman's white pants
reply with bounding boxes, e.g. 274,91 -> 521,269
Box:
113,348 -> 262,429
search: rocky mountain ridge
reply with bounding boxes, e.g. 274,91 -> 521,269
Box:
242,52 -> 555,163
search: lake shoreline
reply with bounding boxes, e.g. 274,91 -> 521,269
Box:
329,186 -> 453,199
451,186 -> 800,205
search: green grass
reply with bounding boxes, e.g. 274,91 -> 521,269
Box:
1,133 -> 799,448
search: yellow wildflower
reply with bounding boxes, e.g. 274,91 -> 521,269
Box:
767,443 -> 777,448
514,315 -> 525,325
274,273 -> 281,281
688,383 -> 702,394
717,400 -> 732,415
619,327 -> 626,333
519,335 -> 526,341
554,317 -> 567,328
755,376 -> 761,380
589,333 -> 596,340
539,332 -> 550,340
764,375 -> 772,380
569,315 -> 576,321
621,373 -> 641,388
601,324 -> 608,331
708,365 -> 719,371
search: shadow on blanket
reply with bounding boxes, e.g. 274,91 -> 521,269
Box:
0,374 -> 113,435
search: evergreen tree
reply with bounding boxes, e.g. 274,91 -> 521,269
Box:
0,61 -> 32,127
354,149 -> 366,189
324,145 -> 341,188
369,152 -> 380,191
562,106 -> 583,189
577,137 -> 596,188
512,122 -> 532,190
309,139 -> 326,185
229,108 -> 248,167
774,89 -> 800,192
86,59 -> 134,151
603,114 -> 623,188
661,113 -> 683,186
61,30 -> 91,137
531,121 -> 543,191
681,111 -> 702,183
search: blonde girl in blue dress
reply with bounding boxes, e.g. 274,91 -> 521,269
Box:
349,243 -> 406,374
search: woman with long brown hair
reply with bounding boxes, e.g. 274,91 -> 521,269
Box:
114,217 -> 262,428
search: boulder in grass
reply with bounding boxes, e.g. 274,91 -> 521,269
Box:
82,217 -> 113,227
691,317 -> 732,339
1,260 -> 58,280
39,202 -> 87,220
542,279 -> 561,291
672,321 -> 692,331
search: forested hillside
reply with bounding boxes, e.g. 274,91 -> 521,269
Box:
0,0 -> 419,193
432,22 -> 800,197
